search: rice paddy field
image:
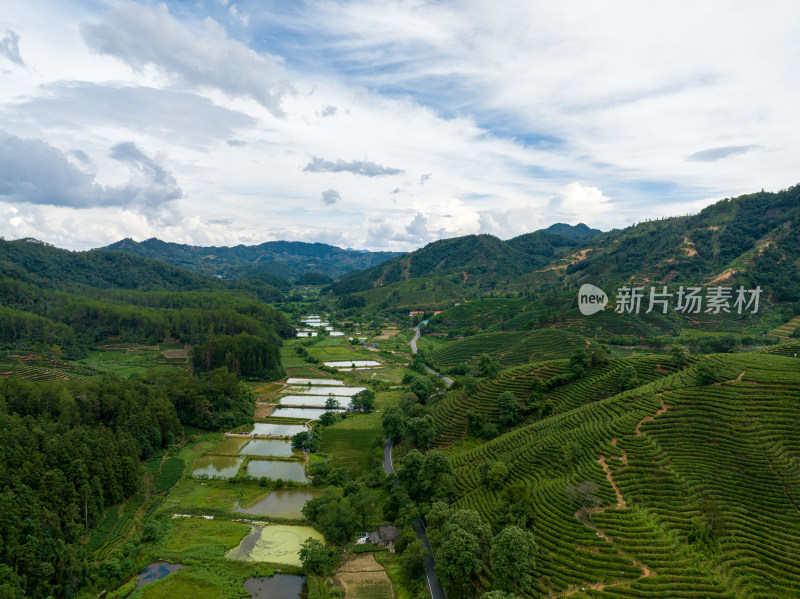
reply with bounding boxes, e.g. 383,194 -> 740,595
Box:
227,525 -> 325,565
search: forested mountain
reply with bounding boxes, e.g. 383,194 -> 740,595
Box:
541,222 -> 602,238
0,238 -> 293,363
0,238 -> 223,291
103,238 -> 402,281
329,226 -> 591,295
330,187 -> 800,307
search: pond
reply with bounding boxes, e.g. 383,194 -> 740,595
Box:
239,439 -> 294,457
295,332 -> 318,337
324,360 -> 381,367
246,460 -> 308,482
135,562 -> 185,588
251,423 -> 308,437
227,525 -> 325,565
284,385 -> 365,396
214,438 -> 249,454
272,407 -> 337,420
286,378 -> 345,386
242,574 -> 307,599
278,395 -> 351,408
235,489 -> 321,518
192,455 -> 243,479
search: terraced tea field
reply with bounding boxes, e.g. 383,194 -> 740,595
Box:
0,354 -> 92,382
428,328 -> 598,369
446,354 -> 800,598
430,356 -> 678,444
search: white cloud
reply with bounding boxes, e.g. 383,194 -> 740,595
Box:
548,183 -> 612,226
80,3 -> 291,116
0,0 -> 797,252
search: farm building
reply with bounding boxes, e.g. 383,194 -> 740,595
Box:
366,525 -> 400,551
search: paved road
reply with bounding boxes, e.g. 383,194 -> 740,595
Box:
383,437 -> 447,599
411,326 -> 454,387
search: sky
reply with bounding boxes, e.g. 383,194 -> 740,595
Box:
1,1 -> 798,252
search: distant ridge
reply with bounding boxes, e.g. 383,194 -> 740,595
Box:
541,222 -> 602,239
102,238 -> 402,281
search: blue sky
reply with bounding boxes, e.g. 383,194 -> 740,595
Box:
1,0 -> 798,250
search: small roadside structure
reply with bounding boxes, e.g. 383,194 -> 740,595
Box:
409,311 -> 425,317
372,525 -> 400,551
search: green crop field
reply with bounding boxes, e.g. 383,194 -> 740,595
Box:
319,412 -> 384,476
428,298 -> 531,331
430,356 -> 677,444
444,353 -> 800,597
355,277 -> 464,309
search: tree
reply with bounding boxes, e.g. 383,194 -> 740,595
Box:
435,528 -> 484,599
351,389 -> 375,412
319,411 -> 337,426
477,353 -> 501,378
490,525 -> 537,593
669,343 -> 690,366
292,431 -> 311,449
617,364 -> 639,391
570,348 -> 590,369
480,592 -> 521,599
349,486 -> 380,529
497,392 -> 519,427
565,480 -> 602,520
325,395 -> 340,410
485,461 -> 508,490
420,450 -> 455,501
398,450 -> 425,498
696,360 -> 721,384
590,348 -> 610,367
299,538 -> 339,576
302,488 -> 357,543
407,415 -> 436,450
401,539 -> 427,581
410,377 -> 432,402
382,406 -> 406,439
499,484 -> 535,528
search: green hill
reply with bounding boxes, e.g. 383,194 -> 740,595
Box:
0,239 -> 293,360
429,328 -> 599,370
103,237 -> 401,281
445,353 -> 800,597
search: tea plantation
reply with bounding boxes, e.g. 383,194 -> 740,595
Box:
445,353 -> 800,597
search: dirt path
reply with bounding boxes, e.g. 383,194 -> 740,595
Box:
560,409 -> 667,596
598,456 -> 627,509
635,394 -> 669,436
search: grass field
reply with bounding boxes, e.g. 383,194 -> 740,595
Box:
319,412 -> 384,476
162,478 -> 267,516
161,517 -> 251,560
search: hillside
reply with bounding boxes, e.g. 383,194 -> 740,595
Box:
330,187 -> 800,314
445,353 -> 800,597
330,226 -> 591,295
0,238 -> 223,291
0,239 -> 293,360
103,237 -> 401,281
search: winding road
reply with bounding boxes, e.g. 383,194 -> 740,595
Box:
383,437 -> 447,599
410,326 -> 454,386
379,325 -> 451,599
